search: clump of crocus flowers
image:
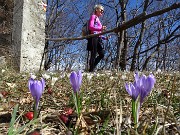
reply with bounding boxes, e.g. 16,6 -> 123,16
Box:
125,72 -> 156,127
28,77 -> 45,119
69,71 -> 82,117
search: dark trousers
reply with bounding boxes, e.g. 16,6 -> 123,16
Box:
88,37 -> 105,72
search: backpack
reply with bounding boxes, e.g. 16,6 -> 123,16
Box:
82,16 -> 97,37
82,21 -> 89,37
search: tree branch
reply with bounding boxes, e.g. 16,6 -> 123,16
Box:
46,2 -> 180,41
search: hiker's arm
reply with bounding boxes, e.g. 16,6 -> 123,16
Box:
89,15 -> 102,31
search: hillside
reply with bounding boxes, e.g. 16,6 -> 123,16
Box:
0,67 -> 179,134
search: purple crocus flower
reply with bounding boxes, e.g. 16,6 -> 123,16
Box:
125,82 -> 140,101
135,73 -> 156,104
28,78 -> 45,110
70,71 -> 82,93
125,72 -> 155,125
125,73 -> 156,104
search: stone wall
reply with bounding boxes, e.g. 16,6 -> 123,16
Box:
12,0 -> 46,72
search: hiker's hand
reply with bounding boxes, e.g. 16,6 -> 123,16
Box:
102,26 -> 107,31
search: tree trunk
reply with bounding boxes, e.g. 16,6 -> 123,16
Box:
115,31 -> 123,69
130,0 -> 149,71
115,0 -> 127,70
119,0 -> 127,70
163,43 -> 167,70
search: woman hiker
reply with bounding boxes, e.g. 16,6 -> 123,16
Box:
87,4 -> 109,72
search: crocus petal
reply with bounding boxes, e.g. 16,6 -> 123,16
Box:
32,81 -> 42,97
28,78 -> 34,90
140,89 -> 146,104
131,83 -> 140,100
125,83 -> 132,97
36,81 -> 43,95
125,82 -> 140,101
70,71 -> 78,93
29,79 -> 37,98
41,78 -> 45,91
77,71 -> 82,88
139,73 -> 147,85
140,74 -> 156,104
147,74 -> 156,90
135,74 -> 142,88
134,72 -> 139,83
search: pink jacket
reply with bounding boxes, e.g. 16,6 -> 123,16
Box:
89,14 -> 102,33
88,14 -> 107,40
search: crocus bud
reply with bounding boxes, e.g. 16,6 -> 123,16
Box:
28,78 -> 45,110
70,71 -> 82,93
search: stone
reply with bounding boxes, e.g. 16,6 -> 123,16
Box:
12,0 -> 46,72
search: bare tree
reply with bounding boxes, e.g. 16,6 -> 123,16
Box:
44,0 -> 180,71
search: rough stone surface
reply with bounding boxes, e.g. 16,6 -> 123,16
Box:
12,0 -> 46,72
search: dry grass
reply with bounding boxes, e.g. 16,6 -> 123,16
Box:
0,66 -> 179,135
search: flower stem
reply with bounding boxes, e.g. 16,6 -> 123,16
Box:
73,92 -> 80,118
132,97 -> 140,134
132,100 -> 137,125
33,101 -> 38,119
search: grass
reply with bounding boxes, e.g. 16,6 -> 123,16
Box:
0,66 -> 179,135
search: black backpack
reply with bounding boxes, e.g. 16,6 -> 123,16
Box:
82,16 -> 97,38
82,21 -> 89,37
